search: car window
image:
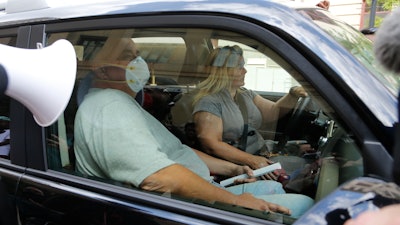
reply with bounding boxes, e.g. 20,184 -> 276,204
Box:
298,8 -> 400,96
0,37 -> 14,160
45,27 -> 364,223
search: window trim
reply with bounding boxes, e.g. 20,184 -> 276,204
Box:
16,12 -> 390,223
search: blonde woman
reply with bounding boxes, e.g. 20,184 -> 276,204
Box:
192,45 -> 308,173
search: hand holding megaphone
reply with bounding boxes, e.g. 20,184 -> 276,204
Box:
0,39 -> 77,127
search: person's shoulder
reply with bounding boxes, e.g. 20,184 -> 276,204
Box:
81,88 -> 139,112
238,87 -> 250,92
89,88 -> 133,101
194,91 -> 224,113
238,87 -> 257,97
200,90 -> 224,101
197,93 -> 218,104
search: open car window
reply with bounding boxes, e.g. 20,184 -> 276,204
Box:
45,27 -> 364,224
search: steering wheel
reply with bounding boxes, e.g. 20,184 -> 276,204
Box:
290,96 -> 312,127
276,96 -> 312,153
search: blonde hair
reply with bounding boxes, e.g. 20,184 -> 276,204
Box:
192,45 -> 243,106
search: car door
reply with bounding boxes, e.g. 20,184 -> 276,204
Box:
2,7 -> 395,225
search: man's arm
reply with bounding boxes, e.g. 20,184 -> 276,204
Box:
140,163 -> 290,214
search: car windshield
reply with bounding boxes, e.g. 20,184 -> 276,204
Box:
298,9 -> 400,96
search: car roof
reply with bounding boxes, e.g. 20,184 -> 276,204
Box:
0,0 -> 318,26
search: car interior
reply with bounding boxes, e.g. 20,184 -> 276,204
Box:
2,27 -> 364,221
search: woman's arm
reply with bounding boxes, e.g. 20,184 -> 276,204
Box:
276,86 -> 307,116
254,86 -> 307,123
193,111 -> 272,170
193,148 -> 255,180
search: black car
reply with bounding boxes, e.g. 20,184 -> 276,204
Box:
0,0 -> 399,224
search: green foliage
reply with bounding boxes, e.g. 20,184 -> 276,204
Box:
375,17 -> 383,27
366,0 -> 398,11
364,17 -> 383,28
364,0 -> 397,27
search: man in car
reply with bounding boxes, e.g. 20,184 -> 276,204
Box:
74,38 -> 314,218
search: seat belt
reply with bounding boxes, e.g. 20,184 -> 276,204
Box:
235,92 -> 248,151
235,91 -> 270,156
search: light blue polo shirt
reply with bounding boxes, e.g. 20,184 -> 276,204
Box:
75,88 -> 211,186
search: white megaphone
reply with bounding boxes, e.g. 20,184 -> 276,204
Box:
0,39 -> 77,127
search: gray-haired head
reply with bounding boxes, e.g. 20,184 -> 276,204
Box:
374,8 -> 400,74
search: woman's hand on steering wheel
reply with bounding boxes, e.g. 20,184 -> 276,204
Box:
289,86 -> 308,98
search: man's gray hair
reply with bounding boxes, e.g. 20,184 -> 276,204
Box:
374,8 -> 400,73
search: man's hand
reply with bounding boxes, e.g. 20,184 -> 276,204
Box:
235,193 -> 291,215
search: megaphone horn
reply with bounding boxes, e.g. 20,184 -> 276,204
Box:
0,39 -> 77,127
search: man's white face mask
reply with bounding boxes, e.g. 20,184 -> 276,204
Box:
125,56 -> 150,92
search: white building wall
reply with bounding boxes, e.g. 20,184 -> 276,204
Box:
293,0 -> 364,29
329,0 -> 363,29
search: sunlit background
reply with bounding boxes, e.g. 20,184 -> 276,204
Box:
0,0 -> 115,8
1,0 -> 397,32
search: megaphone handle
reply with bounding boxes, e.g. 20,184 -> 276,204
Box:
0,64 -> 8,94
